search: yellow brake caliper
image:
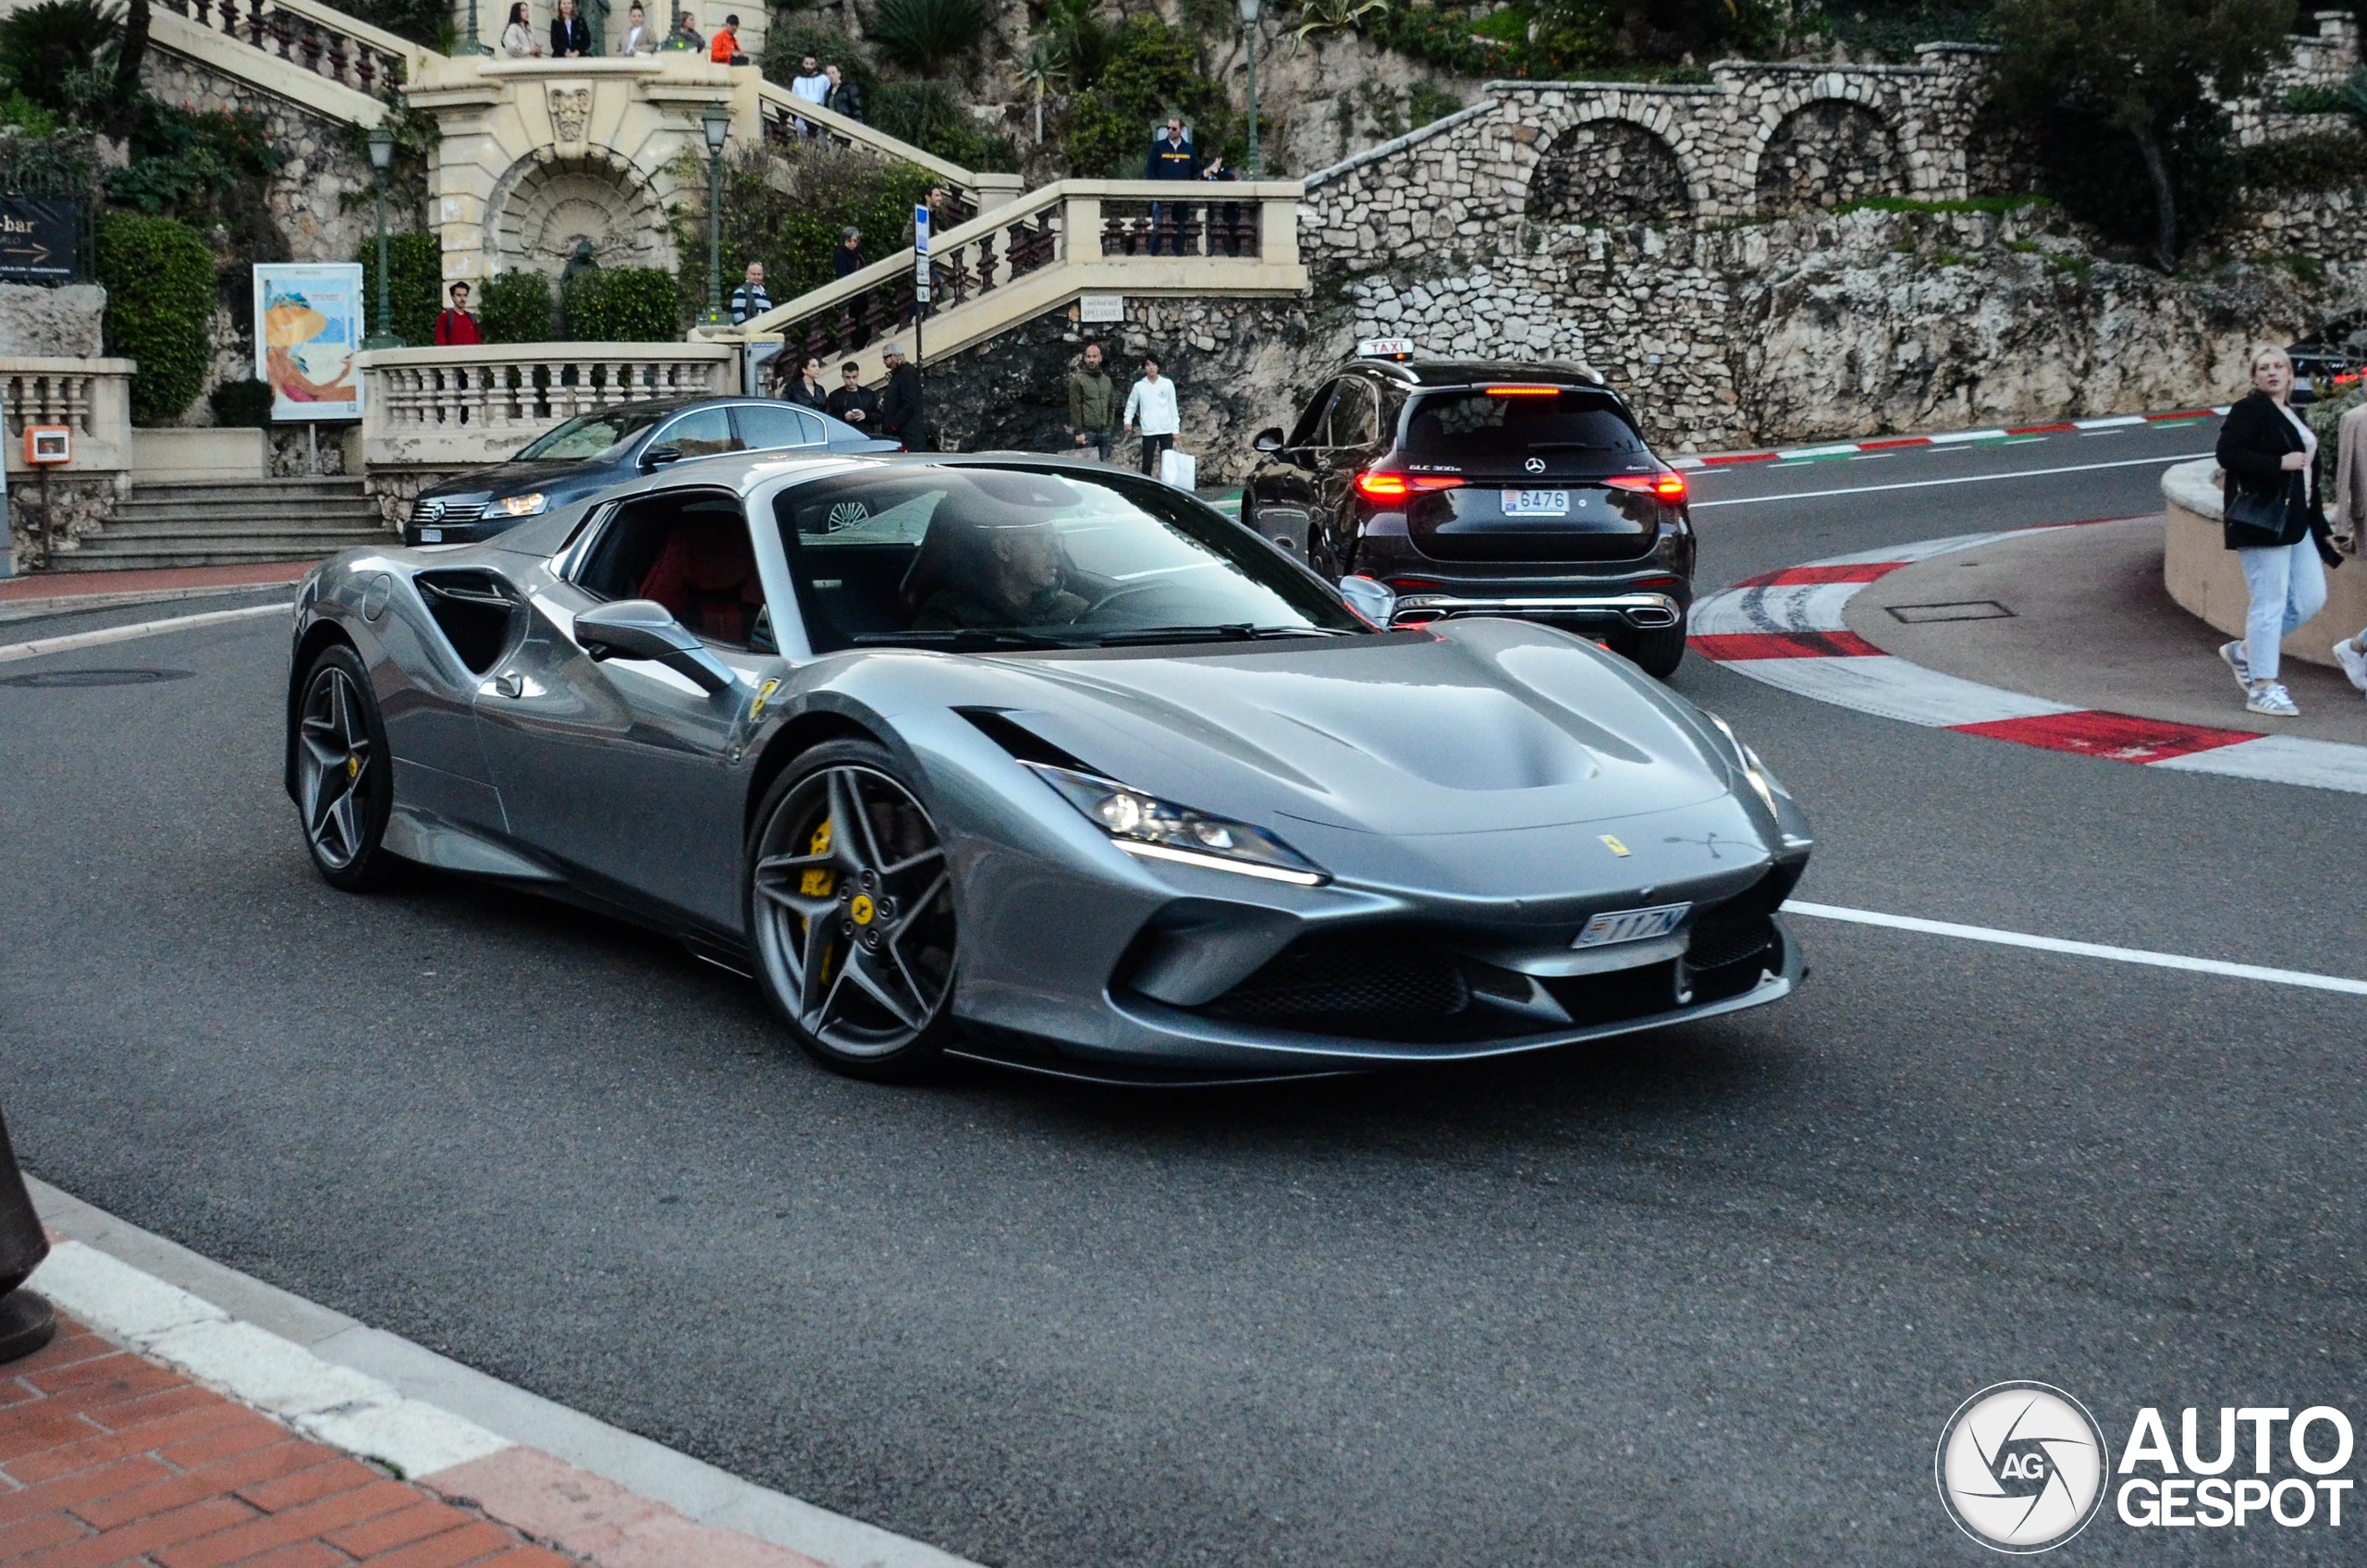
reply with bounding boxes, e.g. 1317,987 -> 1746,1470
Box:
801,820 -> 837,985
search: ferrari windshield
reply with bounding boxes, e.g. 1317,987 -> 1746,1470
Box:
513,407 -> 668,462
777,465 -> 1366,651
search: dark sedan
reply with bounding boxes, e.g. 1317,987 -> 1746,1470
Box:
405,397 -> 898,546
1242,352 -> 1697,677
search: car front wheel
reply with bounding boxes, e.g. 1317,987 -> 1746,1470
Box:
292,643 -> 399,890
747,740 -> 960,1082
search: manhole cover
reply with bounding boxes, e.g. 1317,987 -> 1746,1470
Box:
1885,601 -> 2014,624
0,667 -> 195,689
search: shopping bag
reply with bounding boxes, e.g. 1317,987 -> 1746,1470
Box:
1159,447 -> 1197,491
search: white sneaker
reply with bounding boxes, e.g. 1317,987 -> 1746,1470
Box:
2219,641 -> 2251,692
2334,637 -> 2367,695
2247,683 -> 2300,717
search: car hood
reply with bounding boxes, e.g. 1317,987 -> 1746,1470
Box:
417,458 -> 602,503
958,619 -> 1733,839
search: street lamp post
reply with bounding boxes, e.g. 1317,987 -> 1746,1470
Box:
1237,0 -> 1262,178
700,102 -> 731,328
362,124 -> 403,351
464,0 -> 484,53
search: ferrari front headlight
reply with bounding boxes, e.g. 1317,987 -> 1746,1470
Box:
1024,764 -> 1330,886
1700,710 -> 1781,818
497,492 -> 549,517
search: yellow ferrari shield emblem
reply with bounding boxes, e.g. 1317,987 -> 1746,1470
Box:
850,893 -> 876,925
1599,834 -> 1630,857
346,755 -> 360,780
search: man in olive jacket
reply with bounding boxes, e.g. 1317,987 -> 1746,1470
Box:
1067,341 -> 1118,462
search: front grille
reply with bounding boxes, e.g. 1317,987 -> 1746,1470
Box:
1688,903 -> 1777,972
1208,947 -> 1472,1025
411,500 -> 488,526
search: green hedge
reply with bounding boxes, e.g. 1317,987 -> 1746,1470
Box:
1063,18 -> 1234,178
96,212 -> 214,425
563,266 -> 681,341
479,270 -> 555,344
354,229 -> 441,348
674,146 -> 937,311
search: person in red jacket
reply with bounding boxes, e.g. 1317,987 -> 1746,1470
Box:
433,282 -> 483,347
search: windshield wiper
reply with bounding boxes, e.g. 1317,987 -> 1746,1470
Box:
1091,623 -> 1338,646
850,628 -> 1080,650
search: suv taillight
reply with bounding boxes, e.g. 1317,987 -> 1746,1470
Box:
1606,472 -> 1687,504
1355,472 -> 1465,501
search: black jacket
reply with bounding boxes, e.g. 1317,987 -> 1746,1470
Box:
879,362 -> 924,447
784,375 -> 830,411
550,14 -> 591,55
826,80 -> 864,121
2215,390 -> 2333,555
825,385 -> 878,426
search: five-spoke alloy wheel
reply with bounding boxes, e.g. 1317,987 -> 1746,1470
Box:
748,740 -> 959,1079
292,644 -> 396,890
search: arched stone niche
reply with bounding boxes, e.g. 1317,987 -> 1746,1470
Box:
1755,101 -> 1904,216
1527,118 -> 1693,227
488,152 -> 671,278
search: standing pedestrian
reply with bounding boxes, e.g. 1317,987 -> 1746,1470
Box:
833,227 -> 864,279
1067,341 -> 1118,462
708,12 -> 744,63
825,360 -> 878,430
549,0 -> 592,57
730,261 -> 771,325
500,2 -> 545,56
2214,345 -> 2340,717
1144,116 -> 1197,254
783,355 -> 831,410
791,54 -> 829,135
1122,355 -> 1180,478
878,343 -> 925,450
433,281 -> 483,347
616,2 -> 656,53
667,7 -> 704,49
824,64 -> 864,122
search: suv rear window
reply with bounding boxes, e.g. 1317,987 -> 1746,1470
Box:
1402,390 -> 1647,467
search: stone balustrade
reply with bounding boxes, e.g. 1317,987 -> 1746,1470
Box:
357,342 -> 735,467
0,358 -> 136,476
157,0 -> 424,96
754,82 -> 1026,221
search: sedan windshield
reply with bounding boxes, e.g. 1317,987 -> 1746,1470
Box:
777,466 -> 1366,651
513,407 -> 669,462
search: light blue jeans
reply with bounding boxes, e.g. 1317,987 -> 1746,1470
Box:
2238,537 -> 2328,683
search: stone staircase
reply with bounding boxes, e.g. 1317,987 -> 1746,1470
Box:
68,479 -> 389,572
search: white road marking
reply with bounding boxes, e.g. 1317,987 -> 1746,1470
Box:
2074,414 -> 2147,430
1785,900 -> 2367,996
1690,452 -> 2213,508
0,602 -> 290,664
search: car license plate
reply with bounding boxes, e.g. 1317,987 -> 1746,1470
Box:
1573,902 -> 1690,948
418,528 -> 442,543
1502,489 -> 1570,517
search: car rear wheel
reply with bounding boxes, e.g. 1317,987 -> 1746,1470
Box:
292,644 -> 399,890
747,740 -> 959,1082
1618,617 -> 1686,680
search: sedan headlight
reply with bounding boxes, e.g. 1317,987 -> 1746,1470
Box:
497,492 -> 549,517
1024,763 -> 1330,886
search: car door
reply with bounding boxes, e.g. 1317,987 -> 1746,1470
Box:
731,401 -> 825,457
471,488 -> 771,929
1245,378 -> 1337,560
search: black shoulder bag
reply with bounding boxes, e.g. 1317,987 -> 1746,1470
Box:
2225,474 -> 2292,545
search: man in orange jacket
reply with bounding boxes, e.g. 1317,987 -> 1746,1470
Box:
709,14 -> 743,63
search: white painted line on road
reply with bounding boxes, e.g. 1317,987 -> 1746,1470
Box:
1927,428 -> 2006,444
1785,901 -> 2367,996
2075,415 -> 2146,430
1689,452 -> 2213,508
0,601 -> 289,663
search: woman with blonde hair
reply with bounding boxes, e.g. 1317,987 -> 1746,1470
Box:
2213,344 -> 2340,716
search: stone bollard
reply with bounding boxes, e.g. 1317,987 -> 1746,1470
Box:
0,1106 -> 56,1364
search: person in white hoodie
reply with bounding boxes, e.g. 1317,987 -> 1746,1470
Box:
1122,356 -> 1180,479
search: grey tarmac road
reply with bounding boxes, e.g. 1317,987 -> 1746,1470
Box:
4,418 -> 2362,1566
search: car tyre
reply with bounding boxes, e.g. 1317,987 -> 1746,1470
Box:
1619,617 -> 1687,680
291,643 -> 400,891
747,739 -> 960,1083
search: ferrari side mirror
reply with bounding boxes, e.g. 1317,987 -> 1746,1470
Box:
575,599 -> 738,693
1337,574 -> 1397,629
1253,427 -> 1286,454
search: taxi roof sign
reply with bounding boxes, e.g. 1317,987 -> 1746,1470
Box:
1356,337 -> 1417,361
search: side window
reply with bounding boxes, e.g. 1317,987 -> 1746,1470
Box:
653,407 -> 743,461
1328,379 -> 1380,449
735,403 -> 816,452
572,492 -> 767,650
793,409 -> 829,444
1286,380 -> 1339,449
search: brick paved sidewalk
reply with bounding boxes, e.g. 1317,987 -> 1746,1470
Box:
0,564 -> 311,606
0,1316 -> 570,1568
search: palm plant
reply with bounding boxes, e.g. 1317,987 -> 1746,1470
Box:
1294,0 -> 1389,47
867,0 -> 988,74
1017,34 -> 1068,144
1043,0 -> 1113,91
0,0 -> 120,118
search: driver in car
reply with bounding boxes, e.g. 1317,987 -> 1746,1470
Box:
910,517 -> 1089,631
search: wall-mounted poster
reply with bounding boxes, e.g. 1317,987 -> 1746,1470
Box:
253,263 -> 364,421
